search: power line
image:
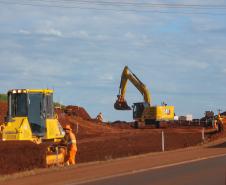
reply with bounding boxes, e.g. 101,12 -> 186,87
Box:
0,0 -> 226,15
16,0 -> 226,9
25,0 -> 226,9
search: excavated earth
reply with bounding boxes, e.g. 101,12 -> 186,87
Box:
0,101 -> 7,123
0,102 -> 224,175
0,141 -> 47,175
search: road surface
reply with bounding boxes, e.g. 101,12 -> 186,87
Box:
2,139 -> 226,185
77,154 -> 226,185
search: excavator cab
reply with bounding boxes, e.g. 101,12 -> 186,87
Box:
132,102 -> 145,119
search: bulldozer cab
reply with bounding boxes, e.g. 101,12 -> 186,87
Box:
7,89 -> 54,137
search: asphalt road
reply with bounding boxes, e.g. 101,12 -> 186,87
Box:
76,155 -> 226,185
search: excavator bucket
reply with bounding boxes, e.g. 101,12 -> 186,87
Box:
114,100 -> 131,110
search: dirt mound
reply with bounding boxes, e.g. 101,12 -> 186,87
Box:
57,110 -> 119,140
111,121 -> 133,129
63,105 -> 91,120
0,141 -> 47,175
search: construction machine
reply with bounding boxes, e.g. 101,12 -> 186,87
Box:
0,89 -> 65,165
114,66 -> 175,128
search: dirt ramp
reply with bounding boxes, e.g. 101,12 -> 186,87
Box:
64,105 -> 91,120
57,112 -> 120,139
0,141 -> 47,175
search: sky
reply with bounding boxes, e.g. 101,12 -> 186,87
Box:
0,0 -> 226,121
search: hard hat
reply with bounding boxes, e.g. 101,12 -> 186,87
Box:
64,124 -> 72,131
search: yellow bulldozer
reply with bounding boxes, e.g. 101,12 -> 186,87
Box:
0,89 -> 65,165
114,66 -> 175,128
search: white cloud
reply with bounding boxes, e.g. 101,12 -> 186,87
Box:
125,32 -> 135,39
182,60 -> 209,69
124,32 -> 152,47
71,30 -> 89,39
37,28 -> 63,37
99,74 -> 114,81
19,29 -> 31,35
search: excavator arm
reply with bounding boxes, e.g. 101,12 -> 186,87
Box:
114,66 -> 151,110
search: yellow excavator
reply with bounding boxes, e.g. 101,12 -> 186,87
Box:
114,66 -> 175,128
0,89 -> 65,165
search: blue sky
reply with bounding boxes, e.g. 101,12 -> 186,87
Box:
0,1 -> 226,121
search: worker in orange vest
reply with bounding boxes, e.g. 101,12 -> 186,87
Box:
96,112 -> 103,122
62,124 -> 77,165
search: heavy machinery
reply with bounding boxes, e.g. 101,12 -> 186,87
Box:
0,89 -> 65,165
114,66 -> 175,128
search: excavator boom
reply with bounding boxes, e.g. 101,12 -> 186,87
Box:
114,66 -> 151,110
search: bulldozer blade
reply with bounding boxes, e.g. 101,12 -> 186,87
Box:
114,100 -> 131,110
46,152 -> 64,166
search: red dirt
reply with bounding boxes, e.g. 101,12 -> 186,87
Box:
0,141 -> 47,175
0,101 -> 7,123
111,121 -> 133,129
76,130 -> 202,163
57,110 -> 117,140
63,105 -> 91,120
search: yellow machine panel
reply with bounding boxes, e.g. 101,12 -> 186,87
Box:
2,117 -> 32,141
45,119 -> 64,140
149,106 -> 174,121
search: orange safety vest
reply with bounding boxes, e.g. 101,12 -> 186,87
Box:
64,132 -> 77,151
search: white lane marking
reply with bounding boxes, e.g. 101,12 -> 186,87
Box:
65,153 -> 226,185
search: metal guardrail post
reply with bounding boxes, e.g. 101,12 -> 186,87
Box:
202,128 -> 205,141
162,130 -> 165,152
56,146 -> 59,166
76,122 -> 79,134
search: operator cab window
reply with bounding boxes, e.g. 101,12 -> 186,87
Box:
11,93 -> 27,117
28,93 -> 45,136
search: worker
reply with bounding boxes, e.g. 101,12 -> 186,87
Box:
216,114 -> 224,132
62,124 -> 77,165
96,112 -> 103,122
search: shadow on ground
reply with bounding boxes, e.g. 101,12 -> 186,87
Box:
208,141 -> 226,148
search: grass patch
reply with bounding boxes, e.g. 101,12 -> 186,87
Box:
0,94 -> 7,102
